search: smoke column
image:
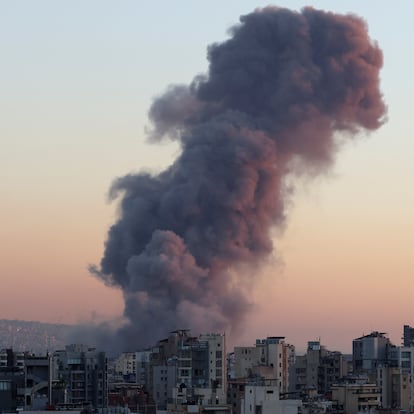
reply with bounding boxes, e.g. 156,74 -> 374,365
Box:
90,6 -> 386,349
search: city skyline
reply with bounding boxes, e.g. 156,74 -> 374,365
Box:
1,1 -> 413,354
0,318 -> 412,357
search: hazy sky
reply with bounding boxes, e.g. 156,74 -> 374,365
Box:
1,1 -> 413,353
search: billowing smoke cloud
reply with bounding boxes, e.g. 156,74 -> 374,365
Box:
90,6 -> 386,350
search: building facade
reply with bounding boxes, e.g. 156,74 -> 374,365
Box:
352,332 -> 392,375
234,336 -> 292,393
290,341 -> 346,397
331,380 -> 380,414
51,344 -> 108,409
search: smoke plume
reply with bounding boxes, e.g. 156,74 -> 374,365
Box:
90,6 -> 386,350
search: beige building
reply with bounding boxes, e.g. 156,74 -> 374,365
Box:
331,381 -> 380,414
377,366 -> 410,412
234,337 -> 292,393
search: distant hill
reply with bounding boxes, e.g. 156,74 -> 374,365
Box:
0,319 -> 70,354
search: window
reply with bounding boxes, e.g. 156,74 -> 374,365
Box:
0,381 -> 11,391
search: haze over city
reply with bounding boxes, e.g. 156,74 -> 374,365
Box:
1,1 -> 413,354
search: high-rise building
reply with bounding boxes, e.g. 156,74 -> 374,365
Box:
377,366 -> 411,412
0,349 -> 50,411
113,350 -> 151,384
51,344 -> 107,409
352,332 -> 392,375
149,331 -> 227,409
234,336 -> 292,393
200,332 -> 226,402
403,325 -> 414,347
290,341 -> 346,397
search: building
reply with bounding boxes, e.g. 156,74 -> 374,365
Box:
241,380 -> 301,414
108,383 -> 156,414
136,350 -> 152,386
0,349 -> 49,411
377,366 -> 410,412
387,345 -> 412,373
352,332 -> 392,375
227,379 -> 248,414
113,350 -> 151,384
51,344 -> 107,409
331,379 -> 380,414
403,325 -> 414,347
153,362 -> 177,409
0,370 -> 24,412
24,354 -> 50,409
318,351 -> 345,396
199,333 -> 226,403
149,331 -> 227,410
290,341 -> 346,397
234,337 -> 292,393
370,341 -> 414,411
114,352 -> 138,381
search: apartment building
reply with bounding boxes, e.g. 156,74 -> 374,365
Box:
331,380 -> 380,414
234,336 -> 292,393
289,341 -> 346,397
51,344 -> 107,409
149,331 -> 227,409
377,366 -> 410,412
241,380 -> 301,414
113,350 -> 151,384
352,332 -> 392,375
403,325 -> 414,347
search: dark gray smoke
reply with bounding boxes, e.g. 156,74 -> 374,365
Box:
90,6 -> 386,350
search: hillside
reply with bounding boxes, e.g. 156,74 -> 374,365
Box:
0,319 -> 70,354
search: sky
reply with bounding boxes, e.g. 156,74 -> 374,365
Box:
1,1 -> 413,354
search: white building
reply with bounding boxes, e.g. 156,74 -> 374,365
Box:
114,352 -> 137,378
241,383 -> 301,414
113,350 -> 151,384
199,333 -> 226,404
